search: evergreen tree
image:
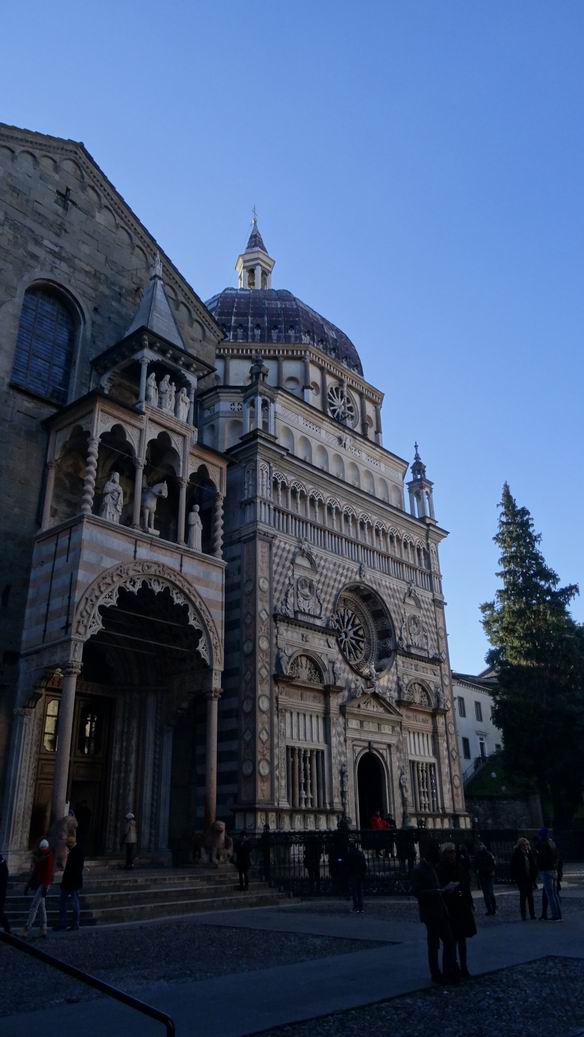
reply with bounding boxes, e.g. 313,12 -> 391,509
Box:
481,483 -> 584,826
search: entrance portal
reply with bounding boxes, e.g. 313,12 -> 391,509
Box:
357,752 -> 386,828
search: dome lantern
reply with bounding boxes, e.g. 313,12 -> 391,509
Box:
235,209 -> 275,291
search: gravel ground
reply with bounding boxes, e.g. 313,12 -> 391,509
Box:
253,956 -> 584,1037
0,920 -> 382,1018
287,890 -> 584,926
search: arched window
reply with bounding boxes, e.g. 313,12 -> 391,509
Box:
12,285 -> 77,404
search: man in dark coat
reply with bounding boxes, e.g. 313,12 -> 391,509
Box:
510,838 -> 538,920
412,839 -> 457,984
0,853 -> 10,933
235,832 -> 252,891
475,841 -> 497,916
55,838 -> 84,931
438,844 -> 477,978
346,843 -> 367,913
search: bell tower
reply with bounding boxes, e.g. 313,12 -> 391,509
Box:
407,442 -> 436,520
235,210 -> 275,290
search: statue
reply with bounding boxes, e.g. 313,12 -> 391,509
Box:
187,504 -> 203,551
275,644 -> 290,675
168,380 -> 176,413
399,768 -> 410,819
141,480 -> 168,534
176,386 -> 190,422
99,471 -> 124,523
158,374 -> 173,412
146,372 -> 158,406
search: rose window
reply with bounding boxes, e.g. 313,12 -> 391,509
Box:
327,385 -> 357,427
333,585 -> 394,677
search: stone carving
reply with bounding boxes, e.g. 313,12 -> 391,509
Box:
49,813 -> 79,871
295,574 -> 323,618
187,504 -> 203,551
141,480 -> 168,534
146,372 -> 159,406
175,386 -> 190,422
405,681 -> 433,708
288,654 -> 323,684
192,820 -> 233,867
73,560 -> 221,666
99,472 -> 123,523
399,610 -> 430,654
158,374 -> 177,414
399,768 -> 410,818
275,644 -> 290,675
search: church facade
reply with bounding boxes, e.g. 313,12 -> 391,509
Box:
0,124 -> 467,866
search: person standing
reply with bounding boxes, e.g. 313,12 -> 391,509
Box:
0,852 -> 11,933
55,837 -> 84,931
438,844 -> 477,978
122,812 -> 137,869
235,831 -> 252,891
412,839 -> 457,984
510,837 -> 538,920
475,841 -> 497,916
347,843 -> 367,913
21,839 -> 55,939
535,828 -> 562,921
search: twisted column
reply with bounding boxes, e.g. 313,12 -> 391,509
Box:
81,436 -> 98,515
213,492 -> 224,558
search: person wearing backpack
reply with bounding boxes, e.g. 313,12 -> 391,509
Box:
475,841 -> 497,916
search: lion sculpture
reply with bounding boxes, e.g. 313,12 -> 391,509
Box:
192,820 -> 233,868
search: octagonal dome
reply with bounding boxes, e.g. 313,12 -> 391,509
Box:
205,287 -> 363,376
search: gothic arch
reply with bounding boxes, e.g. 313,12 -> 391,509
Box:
73,560 -> 223,668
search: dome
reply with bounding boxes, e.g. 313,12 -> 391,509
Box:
205,287 -> 363,376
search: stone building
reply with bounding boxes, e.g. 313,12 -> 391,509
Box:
0,122 -> 467,866
452,668 -> 502,780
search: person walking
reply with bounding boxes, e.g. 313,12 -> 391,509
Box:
347,842 -> 367,913
0,852 -> 11,933
122,812 -> 137,869
412,839 -> 457,984
235,831 -> 252,891
438,843 -> 477,978
21,838 -> 55,939
510,837 -> 538,921
475,841 -> 497,916
535,828 -> 562,921
55,837 -> 84,931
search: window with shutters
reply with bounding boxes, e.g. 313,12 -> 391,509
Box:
11,285 -> 77,404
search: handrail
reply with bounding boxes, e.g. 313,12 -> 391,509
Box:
0,931 -> 175,1035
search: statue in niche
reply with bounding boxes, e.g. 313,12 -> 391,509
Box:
99,472 -> 124,523
146,372 -> 159,406
187,504 -> 203,551
280,576 -> 295,617
159,374 -> 176,413
141,480 -> 168,534
176,386 -> 190,422
275,643 -> 290,675
399,768 -> 410,819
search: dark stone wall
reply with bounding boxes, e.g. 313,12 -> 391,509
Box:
0,129 -> 219,798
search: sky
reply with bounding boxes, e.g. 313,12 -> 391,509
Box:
2,1 -> 583,672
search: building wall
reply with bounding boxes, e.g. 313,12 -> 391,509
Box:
452,674 -> 503,776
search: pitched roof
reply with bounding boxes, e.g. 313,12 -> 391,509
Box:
245,220 -> 268,254
124,253 -> 185,348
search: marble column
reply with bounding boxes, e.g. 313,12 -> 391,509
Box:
41,461 -> 57,530
133,459 -> 144,528
213,492 -> 224,558
204,687 -> 222,828
80,436 -> 98,515
138,356 -> 149,412
51,663 -> 81,821
177,478 -> 188,546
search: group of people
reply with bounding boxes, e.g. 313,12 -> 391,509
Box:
413,827 -> 564,984
0,806 -> 139,938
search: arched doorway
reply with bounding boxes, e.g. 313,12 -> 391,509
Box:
31,580 -> 211,860
357,752 -> 386,828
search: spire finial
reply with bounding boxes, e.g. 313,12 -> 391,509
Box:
414,440 -> 420,458
251,204 -> 258,225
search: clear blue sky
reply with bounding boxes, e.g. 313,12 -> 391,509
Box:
3,1 -> 583,671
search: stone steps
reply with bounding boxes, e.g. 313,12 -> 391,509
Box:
6,867 -> 284,927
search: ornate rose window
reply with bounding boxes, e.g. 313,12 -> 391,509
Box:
333,585 -> 394,677
327,385 -> 357,427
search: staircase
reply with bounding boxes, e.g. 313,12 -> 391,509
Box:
6,864 -> 284,929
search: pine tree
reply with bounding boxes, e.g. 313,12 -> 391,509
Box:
481,483 -> 584,826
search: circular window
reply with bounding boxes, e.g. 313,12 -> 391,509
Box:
333,585 -> 394,676
327,385 -> 357,427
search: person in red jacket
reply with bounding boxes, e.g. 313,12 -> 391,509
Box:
21,838 -> 55,938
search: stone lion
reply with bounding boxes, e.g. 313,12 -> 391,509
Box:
192,820 -> 233,868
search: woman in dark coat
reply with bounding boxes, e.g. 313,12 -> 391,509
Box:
437,843 -> 477,978
510,837 -> 538,920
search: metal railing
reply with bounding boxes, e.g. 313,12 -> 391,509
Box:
0,930 -> 175,1035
